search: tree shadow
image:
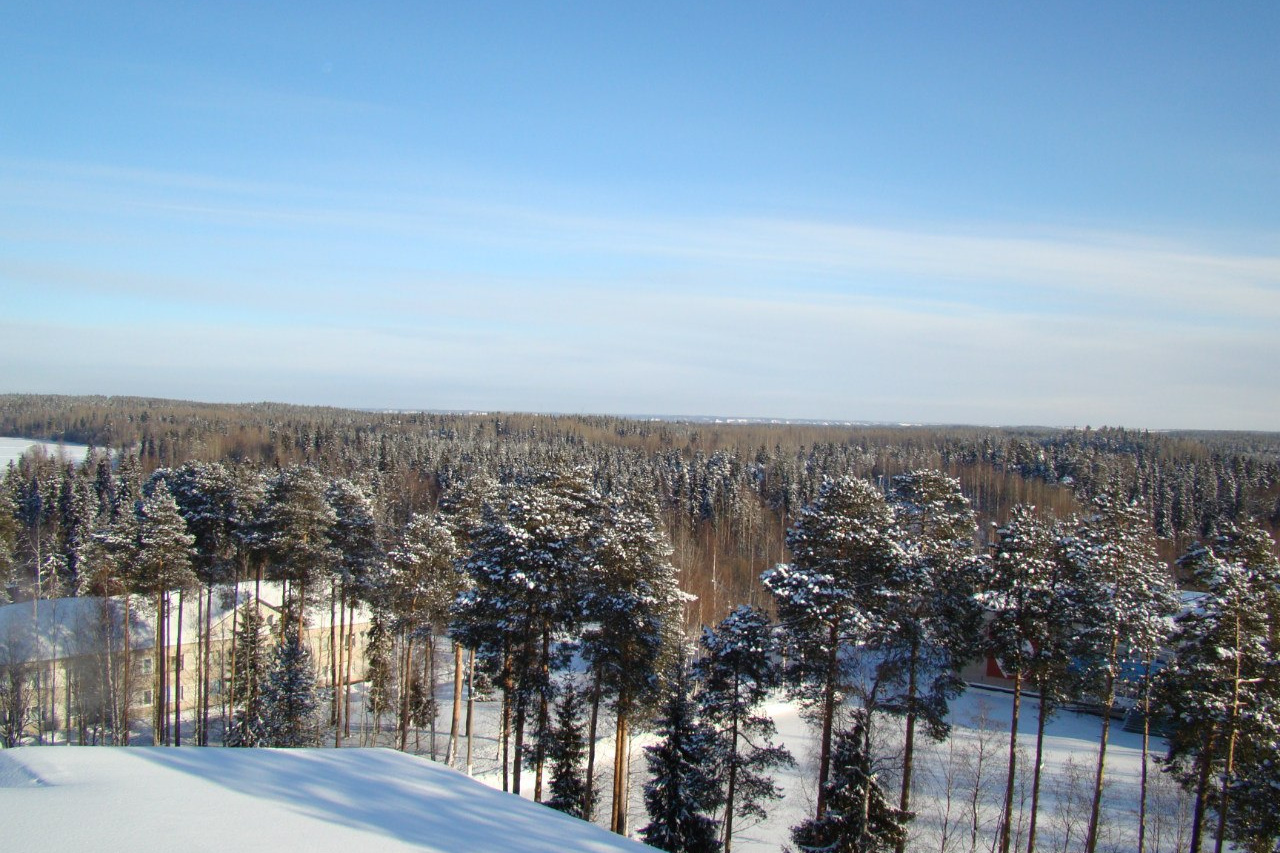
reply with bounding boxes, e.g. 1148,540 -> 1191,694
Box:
132,746 -> 647,852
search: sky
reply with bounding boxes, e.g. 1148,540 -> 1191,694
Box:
2,3 -> 1278,430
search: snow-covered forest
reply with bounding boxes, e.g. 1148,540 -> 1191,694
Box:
1,394 -> 1279,853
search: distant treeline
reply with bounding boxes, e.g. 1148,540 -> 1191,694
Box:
2,393 -> 1277,611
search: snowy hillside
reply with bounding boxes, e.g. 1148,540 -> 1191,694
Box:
0,746 -> 656,853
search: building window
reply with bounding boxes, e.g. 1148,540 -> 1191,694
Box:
141,658 -> 153,675
142,690 -> 153,706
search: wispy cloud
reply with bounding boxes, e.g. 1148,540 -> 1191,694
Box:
2,158 -> 1277,428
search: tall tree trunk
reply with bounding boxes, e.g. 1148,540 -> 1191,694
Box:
501,683 -> 511,792
398,632 -> 412,752
723,674 -> 741,853
611,711 -> 630,834
999,668 -> 1023,853
296,578 -> 306,639
585,663 -> 602,820
156,590 -> 166,745
344,600 -> 355,738
816,623 -> 839,819
64,661 -> 72,745
1083,635 -> 1120,853
447,642 -> 463,766
896,635 -> 920,853
513,688 -> 527,796
121,593 -> 132,746
174,590 -> 184,746
1213,614 -> 1244,853
427,633 -> 437,760
334,584 -> 345,748
860,709 -> 874,851
195,590 -> 204,745
465,649 -> 475,776
1026,689 -> 1050,853
1137,660 -> 1152,853
202,584 -> 213,746
330,579 -> 339,727
227,591 -> 239,742
534,629 -> 551,801
1189,725 -> 1217,853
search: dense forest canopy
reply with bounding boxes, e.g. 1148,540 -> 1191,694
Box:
3,395 -> 1278,612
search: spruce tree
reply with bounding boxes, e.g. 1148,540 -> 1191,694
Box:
639,661 -> 722,853
226,602 -> 268,747
695,605 -> 792,853
1162,521 -> 1280,853
260,626 -> 320,747
790,711 -> 909,853
364,613 -> 396,739
544,681 -> 592,819
0,486 -> 17,600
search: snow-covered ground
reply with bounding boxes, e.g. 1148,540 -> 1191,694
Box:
732,688 -> 1189,853
372,679 -> 1186,853
4,638 -> 1189,853
0,745 -> 656,853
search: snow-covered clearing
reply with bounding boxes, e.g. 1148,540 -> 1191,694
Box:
413,679 -> 1184,853
0,745 -> 655,853
719,687 -> 1184,853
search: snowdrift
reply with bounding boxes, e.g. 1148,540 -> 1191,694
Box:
0,746 -> 655,853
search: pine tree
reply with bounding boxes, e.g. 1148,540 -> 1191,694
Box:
133,483 -> 198,746
790,711 -> 909,853
983,504 -> 1068,853
1162,521 -> 1280,853
761,475 -> 899,820
451,472 -> 602,796
157,462 -> 245,745
581,490 -> 684,832
325,477 -> 383,742
376,511 -> 459,753
260,627 -> 320,748
258,466 -> 337,630
1065,495 -> 1176,853
695,605 -> 792,853
639,661 -> 722,853
879,470 -> 982,845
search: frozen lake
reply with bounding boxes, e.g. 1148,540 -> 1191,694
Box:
0,436 -> 92,468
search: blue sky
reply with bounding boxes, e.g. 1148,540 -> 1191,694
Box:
2,3 -> 1278,429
